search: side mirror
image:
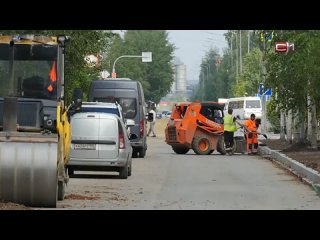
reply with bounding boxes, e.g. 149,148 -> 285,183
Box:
73,99 -> 82,111
72,88 -> 83,101
126,119 -> 135,127
71,88 -> 83,111
68,88 -> 83,118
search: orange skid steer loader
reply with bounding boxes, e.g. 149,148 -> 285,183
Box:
165,101 -> 225,155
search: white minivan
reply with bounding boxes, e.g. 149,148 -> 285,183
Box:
227,96 -> 262,120
68,113 -> 134,179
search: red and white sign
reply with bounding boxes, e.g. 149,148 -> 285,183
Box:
275,42 -> 289,53
112,72 -> 117,78
275,42 -> 294,53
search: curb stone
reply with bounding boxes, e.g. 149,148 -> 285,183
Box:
258,146 -> 320,194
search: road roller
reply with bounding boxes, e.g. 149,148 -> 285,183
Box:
0,34 -> 73,207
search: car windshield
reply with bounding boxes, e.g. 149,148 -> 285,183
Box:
81,107 -> 120,117
93,97 -> 137,119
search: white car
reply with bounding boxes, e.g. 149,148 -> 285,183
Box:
68,113 -> 135,179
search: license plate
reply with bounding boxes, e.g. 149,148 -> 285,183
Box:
74,144 -> 96,150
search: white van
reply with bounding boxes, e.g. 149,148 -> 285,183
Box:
68,113 -> 133,179
218,98 -> 229,116
227,96 -> 262,120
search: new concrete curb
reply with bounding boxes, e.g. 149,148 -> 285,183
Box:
258,146 -> 320,195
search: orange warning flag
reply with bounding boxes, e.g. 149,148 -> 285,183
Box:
49,61 -> 57,82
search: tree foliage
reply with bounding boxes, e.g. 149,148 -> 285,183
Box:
104,30 -> 175,103
191,30 -> 262,101
267,30 -> 320,112
193,29 -> 320,142
233,48 -> 262,96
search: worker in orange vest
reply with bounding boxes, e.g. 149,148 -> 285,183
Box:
244,113 -> 259,154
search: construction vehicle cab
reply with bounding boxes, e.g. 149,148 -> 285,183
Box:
165,101 -> 225,155
0,35 -> 73,207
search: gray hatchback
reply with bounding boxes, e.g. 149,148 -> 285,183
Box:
68,113 -> 133,179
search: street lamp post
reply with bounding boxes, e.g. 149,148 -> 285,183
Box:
112,52 -> 152,78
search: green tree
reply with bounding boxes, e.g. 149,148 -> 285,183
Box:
233,48 -> 262,96
266,30 -> 320,145
105,30 -> 175,103
192,47 -> 235,101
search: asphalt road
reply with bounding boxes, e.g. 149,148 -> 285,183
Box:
56,136 -> 320,210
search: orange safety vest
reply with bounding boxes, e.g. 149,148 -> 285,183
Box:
244,119 -> 257,132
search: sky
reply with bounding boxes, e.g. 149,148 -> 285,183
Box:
167,30 -> 228,81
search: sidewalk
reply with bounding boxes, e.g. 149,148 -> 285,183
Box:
258,135 -> 320,195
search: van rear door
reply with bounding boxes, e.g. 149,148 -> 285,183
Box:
71,113 -> 100,159
98,115 -> 119,159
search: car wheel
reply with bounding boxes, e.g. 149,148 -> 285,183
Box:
68,167 -> 74,176
138,146 -> 147,158
58,180 -> 65,201
119,163 -> 128,179
128,160 -> 132,176
132,149 -> 138,158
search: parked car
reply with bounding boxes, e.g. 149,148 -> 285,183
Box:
68,113 -> 135,179
161,110 -> 169,118
164,111 -> 172,118
89,78 -> 147,158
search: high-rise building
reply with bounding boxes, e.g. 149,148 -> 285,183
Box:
162,57 -> 188,102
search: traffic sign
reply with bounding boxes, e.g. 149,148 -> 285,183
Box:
256,93 -> 271,101
260,31 -> 274,42
112,72 -> 117,78
263,88 -> 272,96
142,52 -> 152,62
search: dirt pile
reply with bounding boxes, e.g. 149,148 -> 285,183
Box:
261,139 -> 320,173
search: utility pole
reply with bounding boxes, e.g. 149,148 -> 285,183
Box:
261,32 -> 267,134
235,31 -> 239,82
230,31 -> 233,71
247,30 -> 250,54
112,52 -> 152,78
239,30 -> 242,72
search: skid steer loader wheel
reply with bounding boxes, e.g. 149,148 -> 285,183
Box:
172,146 -> 190,154
192,135 -> 212,155
217,136 -> 226,155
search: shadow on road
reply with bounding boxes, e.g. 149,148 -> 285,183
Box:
69,173 -> 120,179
